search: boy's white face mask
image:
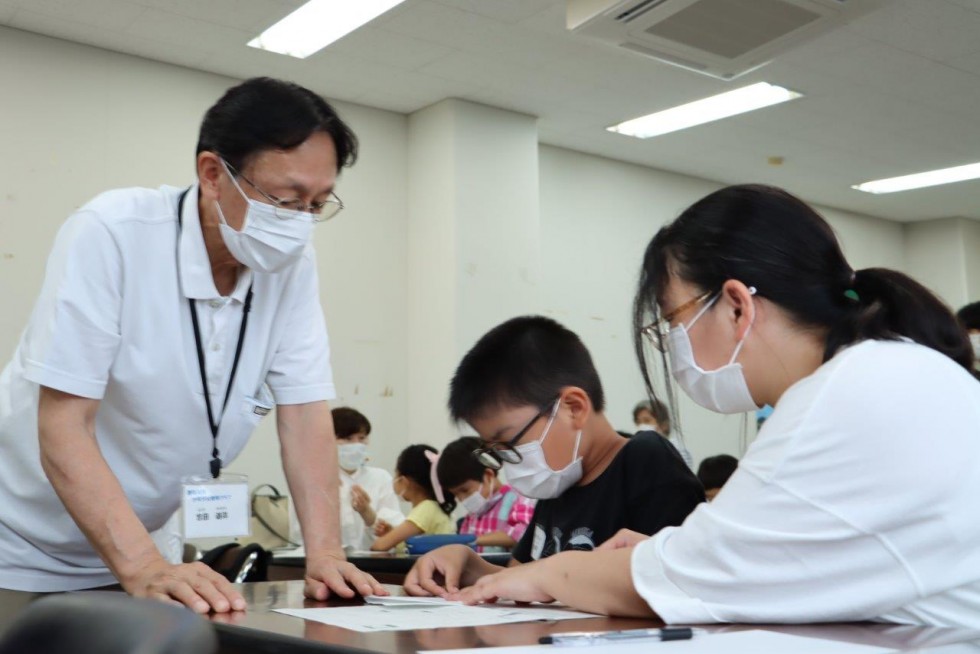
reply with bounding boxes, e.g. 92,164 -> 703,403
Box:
970,332 -> 980,360
503,400 -> 583,500
666,290 -> 760,414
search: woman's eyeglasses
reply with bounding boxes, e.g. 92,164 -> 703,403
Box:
640,291 -> 714,352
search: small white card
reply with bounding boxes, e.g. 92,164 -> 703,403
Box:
363,595 -> 462,607
181,473 -> 249,539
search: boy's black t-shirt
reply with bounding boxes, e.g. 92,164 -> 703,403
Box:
511,431 -> 704,562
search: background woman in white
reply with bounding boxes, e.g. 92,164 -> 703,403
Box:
327,407 -> 405,551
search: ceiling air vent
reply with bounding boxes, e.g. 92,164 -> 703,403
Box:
567,0 -> 886,80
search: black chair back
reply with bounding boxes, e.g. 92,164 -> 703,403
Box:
201,542 -> 271,582
0,591 -> 218,654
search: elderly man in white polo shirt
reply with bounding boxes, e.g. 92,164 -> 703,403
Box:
0,77 -> 385,613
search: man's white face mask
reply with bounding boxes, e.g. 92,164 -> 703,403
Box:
215,159 -> 314,273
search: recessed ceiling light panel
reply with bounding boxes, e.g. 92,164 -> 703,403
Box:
853,162 -> 980,194
248,0 -> 409,59
607,82 -> 803,139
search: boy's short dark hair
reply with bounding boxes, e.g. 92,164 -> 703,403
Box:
957,301 -> 980,330
449,316 -> 605,422
331,407 -> 371,439
697,454 -> 739,490
437,437 -> 493,490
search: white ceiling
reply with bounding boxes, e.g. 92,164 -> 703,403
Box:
3,0 -> 980,222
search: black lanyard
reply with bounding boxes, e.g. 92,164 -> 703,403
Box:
177,189 -> 253,479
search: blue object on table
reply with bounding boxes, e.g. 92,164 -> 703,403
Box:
405,534 -> 476,555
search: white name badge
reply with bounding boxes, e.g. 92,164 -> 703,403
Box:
181,473 -> 250,539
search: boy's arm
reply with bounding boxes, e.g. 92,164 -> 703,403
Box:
403,545 -> 505,596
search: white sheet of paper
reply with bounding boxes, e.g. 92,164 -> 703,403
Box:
420,629 -> 896,654
273,603 -> 600,632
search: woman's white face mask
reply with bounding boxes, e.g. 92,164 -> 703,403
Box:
665,289 -> 760,414
337,442 -> 368,472
215,159 -> 314,273
503,400 -> 583,500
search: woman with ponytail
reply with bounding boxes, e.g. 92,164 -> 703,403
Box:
371,445 -> 456,552
453,185 -> 980,629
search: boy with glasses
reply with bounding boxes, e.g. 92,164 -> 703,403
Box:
404,316 -> 703,597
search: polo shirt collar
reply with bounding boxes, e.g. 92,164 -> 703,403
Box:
178,184 -> 252,303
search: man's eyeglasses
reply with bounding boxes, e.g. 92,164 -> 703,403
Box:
471,399 -> 558,470
223,159 -> 343,222
640,291 -> 714,352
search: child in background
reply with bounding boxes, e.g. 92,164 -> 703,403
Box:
371,445 -> 456,551
696,454 -> 738,500
436,437 -> 536,552
633,399 -> 694,469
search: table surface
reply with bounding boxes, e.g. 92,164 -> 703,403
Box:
208,581 -> 980,654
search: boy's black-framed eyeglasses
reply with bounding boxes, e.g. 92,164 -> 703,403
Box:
471,399 -> 558,470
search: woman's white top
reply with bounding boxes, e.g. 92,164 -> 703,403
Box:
632,339 -> 980,628
0,185 -> 334,591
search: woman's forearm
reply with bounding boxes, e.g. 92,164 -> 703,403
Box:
540,549 -> 657,618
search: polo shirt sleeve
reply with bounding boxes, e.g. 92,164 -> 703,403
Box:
265,249 -> 335,405
21,212 -> 123,399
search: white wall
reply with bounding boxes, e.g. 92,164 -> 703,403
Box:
960,219 -> 980,304
537,145 -> 907,462
405,99 -> 542,447
904,218 -> 969,309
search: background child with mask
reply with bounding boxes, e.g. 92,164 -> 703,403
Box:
633,399 -> 694,469
403,316 -> 703,596
330,407 -> 404,552
371,445 -> 456,552
436,436 -> 536,552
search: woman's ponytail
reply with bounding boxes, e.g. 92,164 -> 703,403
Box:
825,268 -> 974,371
